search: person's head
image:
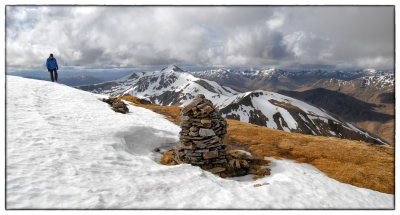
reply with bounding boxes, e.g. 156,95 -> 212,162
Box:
49,53 -> 53,59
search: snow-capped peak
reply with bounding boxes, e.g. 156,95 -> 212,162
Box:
160,64 -> 185,73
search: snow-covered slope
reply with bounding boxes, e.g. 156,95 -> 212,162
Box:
217,90 -> 385,145
327,73 -> 394,89
6,76 -> 393,209
78,65 -> 238,106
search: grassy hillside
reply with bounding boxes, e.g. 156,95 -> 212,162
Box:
297,81 -> 395,145
120,96 -> 394,194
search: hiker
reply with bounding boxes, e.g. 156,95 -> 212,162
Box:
46,53 -> 59,82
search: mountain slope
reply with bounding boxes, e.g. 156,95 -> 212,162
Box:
299,72 -> 394,104
277,88 -> 393,123
78,66 -> 386,145
282,72 -> 395,145
6,76 -> 394,209
78,65 -> 238,106
216,90 -> 385,145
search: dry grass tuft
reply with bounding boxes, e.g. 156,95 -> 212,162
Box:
120,96 -> 182,124
160,151 -> 178,165
125,100 -> 394,194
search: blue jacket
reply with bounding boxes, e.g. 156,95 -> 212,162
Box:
46,58 -> 58,70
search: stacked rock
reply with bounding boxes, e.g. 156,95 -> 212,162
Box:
175,94 -> 228,174
102,97 -> 129,114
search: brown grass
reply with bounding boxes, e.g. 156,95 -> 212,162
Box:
121,96 -> 394,194
355,120 -> 394,145
120,96 -> 182,125
226,119 -> 394,194
160,151 -> 178,165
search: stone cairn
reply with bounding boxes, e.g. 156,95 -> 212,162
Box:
102,97 -> 129,114
175,94 -> 228,174
160,94 -> 271,178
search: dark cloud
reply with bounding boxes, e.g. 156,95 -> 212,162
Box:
6,6 -> 394,71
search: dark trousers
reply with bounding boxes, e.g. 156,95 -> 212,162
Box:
48,69 -> 58,82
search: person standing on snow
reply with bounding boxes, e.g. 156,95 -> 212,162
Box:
46,53 -> 59,82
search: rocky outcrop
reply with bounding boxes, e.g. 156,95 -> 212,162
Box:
223,150 -> 271,178
102,97 -> 129,114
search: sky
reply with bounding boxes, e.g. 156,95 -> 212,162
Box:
6,6 -> 394,72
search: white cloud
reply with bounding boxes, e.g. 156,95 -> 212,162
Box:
283,31 -> 335,64
356,56 -> 394,69
5,6 -> 394,71
266,12 -> 285,30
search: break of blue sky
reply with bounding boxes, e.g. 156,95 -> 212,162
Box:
6,6 -> 394,72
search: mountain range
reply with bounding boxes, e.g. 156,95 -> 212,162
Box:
191,67 -> 394,145
78,65 -> 386,145
191,68 -> 393,92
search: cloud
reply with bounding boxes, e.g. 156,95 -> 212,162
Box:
356,56 -> 394,69
266,12 -> 285,30
6,6 -> 394,71
223,24 -> 292,65
283,31 -> 335,64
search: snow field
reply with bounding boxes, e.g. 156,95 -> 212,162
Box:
6,76 -> 393,209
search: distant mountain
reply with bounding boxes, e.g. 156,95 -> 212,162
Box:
277,88 -> 393,123
217,90 -> 384,145
295,73 -> 394,145
15,75 -> 104,86
78,65 -> 386,145
59,76 -> 104,86
7,70 -> 133,86
79,65 -> 238,106
191,67 -> 394,145
191,68 -> 394,92
299,72 -> 394,104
